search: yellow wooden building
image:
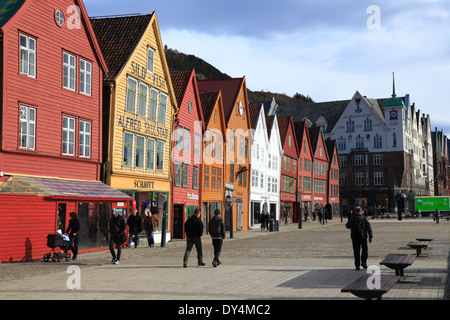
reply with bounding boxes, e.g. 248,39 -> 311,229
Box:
91,13 -> 177,237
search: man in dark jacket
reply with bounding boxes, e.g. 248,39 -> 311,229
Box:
183,208 -> 205,268
127,210 -> 142,248
346,206 -> 373,270
109,209 -> 126,264
209,209 -> 225,267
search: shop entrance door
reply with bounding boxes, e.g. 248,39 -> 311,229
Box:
173,204 -> 184,239
236,202 -> 243,230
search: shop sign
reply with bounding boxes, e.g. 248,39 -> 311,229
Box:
134,180 -> 155,189
117,115 -> 169,139
131,61 -> 166,90
187,192 -> 199,200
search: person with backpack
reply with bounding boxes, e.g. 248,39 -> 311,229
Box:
346,206 -> 373,270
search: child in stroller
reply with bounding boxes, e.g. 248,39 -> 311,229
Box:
43,231 -> 73,262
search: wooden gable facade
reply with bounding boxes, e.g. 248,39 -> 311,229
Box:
200,90 -> 227,233
91,13 -> 178,239
0,0 -> 107,180
325,139 -> 340,218
294,120 -> 314,221
0,0 -> 132,262
309,127 -> 330,212
198,77 -> 251,231
170,69 -> 204,238
277,116 -> 299,223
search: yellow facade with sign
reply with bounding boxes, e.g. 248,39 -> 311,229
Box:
93,13 -> 177,231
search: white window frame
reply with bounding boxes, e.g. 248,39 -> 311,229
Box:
147,47 -> 155,74
137,82 -> 148,117
62,116 -> 76,156
158,93 -> 168,125
79,120 -> 91,158
156,140 -> 165,171
146,138 -> 155,171
149,88 -> 158,121
63,52 -> 76,91
20,34 -> 36,78
374,172 -> 384,185
123,131 -> 134,167
126,77 -> 138,113
80,59 -> 92,96
19,105 -> 36,150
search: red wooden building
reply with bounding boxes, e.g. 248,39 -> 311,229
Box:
293,120 -> 314,221
309,127 -> 330,215
0,0 -> 129,262
277,116 -> 299,224
325,139 -> 340,218
170,70 -> 204,238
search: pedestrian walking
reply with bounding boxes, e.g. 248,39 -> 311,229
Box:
183,208 -> 205,268
126,210 -> 142,247
434,208 -> 440,224
109,209 -> 125,264
65,211 -> 80,260
260,211 -> 265,230
209,208 -> 225,267
144,212 -> 159,247
345,206 -> 373,270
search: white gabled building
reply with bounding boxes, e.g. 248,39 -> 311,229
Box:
248,104 -> 282,228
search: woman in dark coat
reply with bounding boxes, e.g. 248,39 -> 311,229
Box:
65,211 -> 81,260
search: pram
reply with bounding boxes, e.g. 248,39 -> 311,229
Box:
43,234 -> 73,262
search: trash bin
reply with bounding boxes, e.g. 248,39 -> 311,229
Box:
269,218 -> 274,232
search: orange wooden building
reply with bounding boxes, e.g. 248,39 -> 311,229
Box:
198,78 -> 251,232
199,90 -> 226,232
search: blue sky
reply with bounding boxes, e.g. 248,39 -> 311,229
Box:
84,0 -> 450,133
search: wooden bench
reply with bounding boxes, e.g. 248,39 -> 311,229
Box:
380,254 -> 416,276
407,241 -> 429,256
341,275 -> 400,300
416,238 -> 433,242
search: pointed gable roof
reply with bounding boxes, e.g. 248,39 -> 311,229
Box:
277,115 -> 299,156
249,104 -> 262,130
90,14 -> 153,82
198,77 -> 246,125
266,115 -> 275,138
170,69 -> 205,131
293,120 -> 313,157
200,91 -> 227,141
309,127 -> 329,161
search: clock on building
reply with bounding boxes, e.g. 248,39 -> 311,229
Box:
390,110 -> 398,120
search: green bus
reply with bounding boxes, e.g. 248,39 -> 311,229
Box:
414,196 -> 450,215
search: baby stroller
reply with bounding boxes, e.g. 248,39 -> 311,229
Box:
43,233 -> 73,262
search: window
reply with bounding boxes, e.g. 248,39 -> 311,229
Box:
63,52 -> 76,90
194,133 -> 201,157
230,130 -> 235,151
229,162 -> 234,183
79,120 -> 91,158
183,128 -> 190,155
147,139 -> 155,170
339,173 -> 347,186
240,136 -> 244,156
174,162 -> 181,187
354,155 -> 364,166
123,132 -> 134,166
80,59 -> 92,96
356,135 -> 364,149
135,135 -> 145,168
55,10 -> 65,26
193,166 -> 199,189
147,47 -> 155,73
204,166 -> 209,189
20,34 -> 36,78
373,154 -> 383,166
217,169 -> 222,190
62,116 -> 75,155
364,118 -> 372,131
339,155 -> 347,167
374,172 -> 384,185
355,172 -> 364,185
158,93 -> 167,125
346,119 -> 354,132
374,135 -> 382,148
19,106 -> 36,150
126,77 -> 137,113
182,163 -> 188,188
211,168 -> 216,189
156,140 -> 164,171
137,82 -> 148,117
149,88 -> 158,121
337,138 -> 346,150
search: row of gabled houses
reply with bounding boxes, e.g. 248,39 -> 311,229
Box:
0,1 -> 340,262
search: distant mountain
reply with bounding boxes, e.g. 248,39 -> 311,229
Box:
164,48 -> 314,105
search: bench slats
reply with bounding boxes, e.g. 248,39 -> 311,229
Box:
341,275 -> 400,300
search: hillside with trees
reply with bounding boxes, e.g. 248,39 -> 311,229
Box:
164,48 -> 314,105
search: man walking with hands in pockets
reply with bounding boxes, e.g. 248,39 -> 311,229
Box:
346,206 -> 373,270
209,209 -> 225,267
